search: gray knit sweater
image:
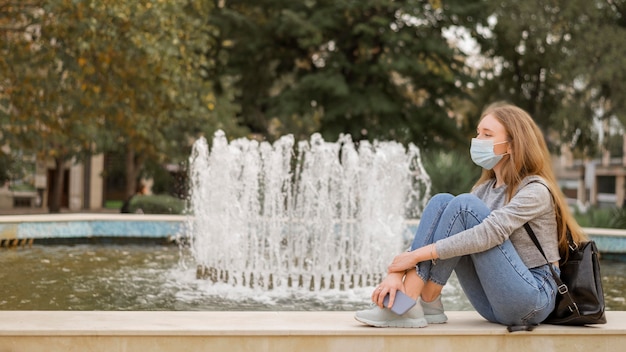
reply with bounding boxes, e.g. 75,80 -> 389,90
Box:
435,175 -> 560,268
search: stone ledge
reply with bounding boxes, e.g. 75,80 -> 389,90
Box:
0,311 -> 624,352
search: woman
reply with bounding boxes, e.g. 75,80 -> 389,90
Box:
355,103 -> 586,328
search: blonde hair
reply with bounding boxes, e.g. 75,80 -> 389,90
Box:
472,103 -> 587,259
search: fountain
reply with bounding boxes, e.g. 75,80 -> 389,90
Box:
186,131 -> 431,292
2,131 -> 625,312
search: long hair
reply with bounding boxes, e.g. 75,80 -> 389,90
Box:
472,103 -> 587,259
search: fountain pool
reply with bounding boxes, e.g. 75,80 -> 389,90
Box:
1,243 -> 624,311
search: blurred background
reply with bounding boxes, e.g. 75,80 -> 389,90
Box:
1,0 -> 625,228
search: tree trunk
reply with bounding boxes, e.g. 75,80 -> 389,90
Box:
49,157 -> 65,213
124,146 -> 144,199
125,148 -> 137,199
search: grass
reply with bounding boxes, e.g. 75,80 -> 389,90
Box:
104,200 -> 124,209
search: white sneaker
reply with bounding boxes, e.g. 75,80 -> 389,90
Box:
354,303 -> 428,328
420,295 -> 448,324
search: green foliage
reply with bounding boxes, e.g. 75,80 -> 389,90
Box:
144,159 -> 187,198
473,0 -> 626,156
422,148 -> 481,196
9,183 -> 36,192
472,1 -> 572,137
559,0 -> 626,154
574,206 -> 626,229
612,207 -> 626,229
127,194 -> 186,215
0,0 -> 245,204
0,149 -> 36,188
104,200 -> 123,209
2,0 -> 626,211
208,0 -> 484,146
0,0 -> 96,163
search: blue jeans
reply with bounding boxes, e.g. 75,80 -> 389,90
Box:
410,193 -> 558,326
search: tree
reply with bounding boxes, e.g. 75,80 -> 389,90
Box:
0,0 -> 98,212
470,1 -> 571,136
208,0 -> 484,147
74,0 -> 249,198
556,0 -> 626,156
471,0 -> 626,156
1,0 -> 245,209
62,0 -> 231,199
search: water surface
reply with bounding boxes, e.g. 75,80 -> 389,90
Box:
1,244 -> 623,311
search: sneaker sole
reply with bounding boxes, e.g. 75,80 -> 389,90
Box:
424,313 -> 448,324
354,315 -> 428,328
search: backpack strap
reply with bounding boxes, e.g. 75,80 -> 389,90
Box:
523,223 -> 579,316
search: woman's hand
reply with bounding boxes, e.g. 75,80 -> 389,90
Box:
371,272 -> 405,308
387,250 -> 419,273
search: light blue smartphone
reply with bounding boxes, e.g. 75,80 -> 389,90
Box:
383,291 -> 416,315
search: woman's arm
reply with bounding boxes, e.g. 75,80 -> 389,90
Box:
436,181 -> 553,260
387,244 -> 437,273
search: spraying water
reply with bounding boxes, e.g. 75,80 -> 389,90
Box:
186,131 -> 430,291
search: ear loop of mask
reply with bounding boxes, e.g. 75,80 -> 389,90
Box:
494,140 -> 510,157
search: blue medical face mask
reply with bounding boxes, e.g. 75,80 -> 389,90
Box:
470,138 -> 509,170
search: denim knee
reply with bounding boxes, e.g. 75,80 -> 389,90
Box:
429,193 -> 454,206
451,193 -> 482,206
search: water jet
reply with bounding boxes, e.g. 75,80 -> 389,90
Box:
186,131 -> 430,291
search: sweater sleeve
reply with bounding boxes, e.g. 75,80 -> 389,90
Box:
435,181 -> 554,260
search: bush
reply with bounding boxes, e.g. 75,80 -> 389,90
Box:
611,207 -> 626,228
127,194 -> 186,214
8,183 -> 36,192
105,200 -> 123,209
422,149 -> 481,196
574,206 -> 626,229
